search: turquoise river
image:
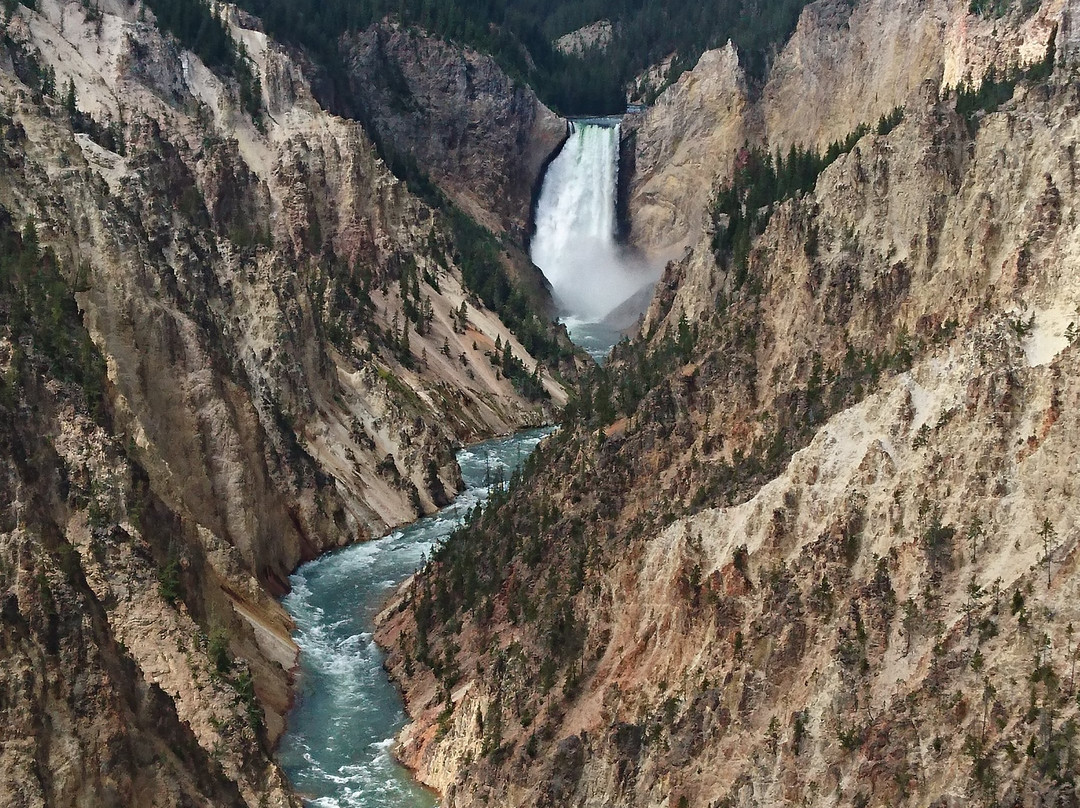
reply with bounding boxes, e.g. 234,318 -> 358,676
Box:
277,427 -> 554,807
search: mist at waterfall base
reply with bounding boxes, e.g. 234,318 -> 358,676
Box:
531,119 -> 658,359
278,429 -> 552,808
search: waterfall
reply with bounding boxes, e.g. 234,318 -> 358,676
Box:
531,120 -> 654,325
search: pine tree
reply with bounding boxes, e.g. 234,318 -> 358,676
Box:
502,342 -> 514,376
967,515 -> 984,564
63,78 -> 76,117
1039,518 -> 1057,590
401,326 -> 411,360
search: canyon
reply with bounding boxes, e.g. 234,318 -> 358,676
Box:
378,1 -> 1080,807
4,0 -> 1080,805
0,0 -> 573,804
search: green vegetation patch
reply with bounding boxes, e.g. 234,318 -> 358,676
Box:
955,28 -> 1056,131
142,0 -> 263,123
0,209 -> 107,419
710,108 -> 904,277
969,0 -> 1040,20
233,0 -> 816,115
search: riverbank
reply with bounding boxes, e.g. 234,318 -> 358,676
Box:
278,429 -> 554,807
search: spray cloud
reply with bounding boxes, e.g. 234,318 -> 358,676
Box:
531,121 -> 658,323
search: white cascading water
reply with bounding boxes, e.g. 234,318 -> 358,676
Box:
531,120 -> 654,325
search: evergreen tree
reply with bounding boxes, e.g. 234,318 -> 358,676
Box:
63,78 -> 76,116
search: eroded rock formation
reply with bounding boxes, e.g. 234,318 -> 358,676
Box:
626,0 -> 1066,261
0,0 -> 572,803
342,22 -> 568,244
382,2 -> 1080,806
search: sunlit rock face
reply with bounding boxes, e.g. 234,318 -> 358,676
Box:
341,22 -> 568,245
0,1 -> 569,804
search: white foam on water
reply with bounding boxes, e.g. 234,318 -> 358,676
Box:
280,429 -> 554,807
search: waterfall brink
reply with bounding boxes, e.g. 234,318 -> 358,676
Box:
531,120 -> 655,324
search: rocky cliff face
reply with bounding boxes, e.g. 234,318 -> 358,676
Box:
626,0 -> 1067,260
381,2 -> 1080,806
0,0 -> 570,803
0,246 -> 256,806
622,42 -> 751,263
554,20 -> 614,57
342,23 -> 568,245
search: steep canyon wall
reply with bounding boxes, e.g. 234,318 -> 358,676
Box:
0,0 -> 570,803
381,2 -> 1080,807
